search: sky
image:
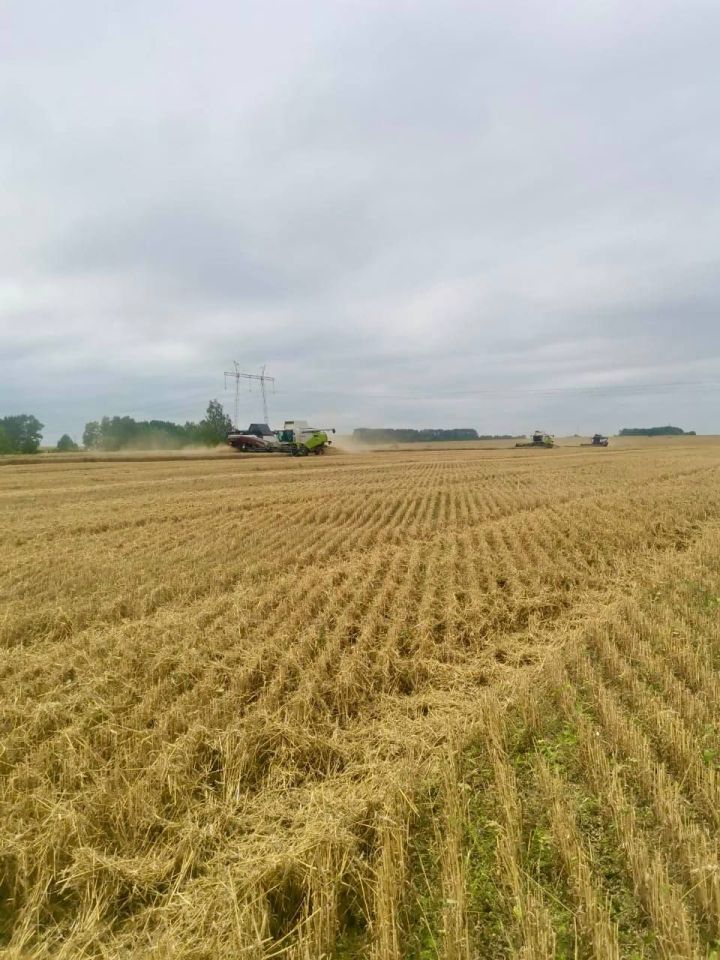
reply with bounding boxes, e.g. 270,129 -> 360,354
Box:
2,0 -> 720,443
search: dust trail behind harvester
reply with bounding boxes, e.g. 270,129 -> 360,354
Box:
331,434 -> 375,454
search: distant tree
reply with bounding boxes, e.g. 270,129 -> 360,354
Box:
0,424 -> 12,454
56,434 -> 79,452
83,421 -> 101,449
0,414 -> 44,453
199,400 -> 232,445
98,416 -> 133,451
183,420 -> 204,445
619,425 -> 692,437
79,402 -> 232,451
351,428 -> 521,444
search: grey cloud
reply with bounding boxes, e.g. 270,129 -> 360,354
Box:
53,204 -> 290,302
2,0 -> 720,442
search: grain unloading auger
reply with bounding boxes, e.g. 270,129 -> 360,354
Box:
227,420 -> 335,456
515,430 -> 555,448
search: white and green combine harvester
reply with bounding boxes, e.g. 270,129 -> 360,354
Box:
277,420 -> 335,456
227,420 -> 335,456
515,430 -> 555,449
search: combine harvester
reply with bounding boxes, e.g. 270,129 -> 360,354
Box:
581,433 -> 609,447
227,420 -> 335,456
515,430 -> 555,449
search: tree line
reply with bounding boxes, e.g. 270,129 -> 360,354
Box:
352,428 -> 523,443
82,401 -> 232,450
0,401 -> 233,454
619,425 -> 696,436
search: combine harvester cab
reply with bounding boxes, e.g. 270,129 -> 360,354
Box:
278,420 -> 335,456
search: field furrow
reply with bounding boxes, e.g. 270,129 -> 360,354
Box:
3,440 -> 720,957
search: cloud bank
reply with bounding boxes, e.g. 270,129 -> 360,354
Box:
2,0 -> 720,441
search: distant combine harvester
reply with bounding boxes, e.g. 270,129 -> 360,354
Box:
516,430 -> 555,449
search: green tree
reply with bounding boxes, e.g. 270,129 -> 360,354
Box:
78,403 -> 230,450
0,414 -> 44,453
0,424 -> 12,454
83,421 -> 101,449
56,434 -> 79,452
199,400 -> 232,445
619,425 -> 689,437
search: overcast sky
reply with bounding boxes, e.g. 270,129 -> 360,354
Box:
2,0 -> 720,441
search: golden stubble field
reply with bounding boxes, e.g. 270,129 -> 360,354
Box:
2,440 -> 720,958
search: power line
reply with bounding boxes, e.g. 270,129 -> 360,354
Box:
223,363 -> 275,426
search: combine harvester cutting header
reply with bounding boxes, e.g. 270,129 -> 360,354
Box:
227,420 -> 335,457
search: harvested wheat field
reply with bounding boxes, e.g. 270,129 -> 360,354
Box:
2,440 -> 720,958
